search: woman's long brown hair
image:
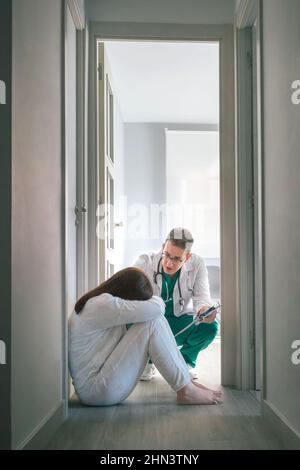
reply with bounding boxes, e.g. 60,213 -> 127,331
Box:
74,267 -> 153,314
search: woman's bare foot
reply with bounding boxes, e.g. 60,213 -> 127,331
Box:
192,380 -> 223,399
177,382 -> 221,405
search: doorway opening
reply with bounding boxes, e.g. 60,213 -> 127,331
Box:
95,39 -> 221,387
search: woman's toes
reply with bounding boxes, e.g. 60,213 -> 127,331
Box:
213,393 -> 222,403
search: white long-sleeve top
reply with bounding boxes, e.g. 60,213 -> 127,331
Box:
68,294 -> 165,394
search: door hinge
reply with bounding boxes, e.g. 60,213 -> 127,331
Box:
248,191 -> 255,209
250,330 -> 255,349
98,63 -> 103,81
247,51 -> 253,69
74,206 -> 79,226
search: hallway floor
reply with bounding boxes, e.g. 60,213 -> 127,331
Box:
47,342 -> 282,450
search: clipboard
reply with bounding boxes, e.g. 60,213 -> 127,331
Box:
174,303 -> 221,338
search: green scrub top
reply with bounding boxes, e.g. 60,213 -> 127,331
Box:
161,269 -> 181,318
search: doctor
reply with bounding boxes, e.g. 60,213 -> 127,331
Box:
134,227 -> 218,380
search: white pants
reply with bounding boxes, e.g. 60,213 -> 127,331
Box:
78,315 -> 191,406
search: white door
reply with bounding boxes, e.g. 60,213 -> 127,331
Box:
97,42 -> 115,281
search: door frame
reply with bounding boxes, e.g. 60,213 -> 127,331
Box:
76,24 -> 89,298
88,22 -> 237,387
234,0 -> 265,395
62,0 -> 86,416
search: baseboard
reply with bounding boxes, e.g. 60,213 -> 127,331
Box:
262,400 -> 300,450
16,401 -> 66,450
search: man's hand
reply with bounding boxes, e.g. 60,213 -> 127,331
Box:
197,306 -> 217,324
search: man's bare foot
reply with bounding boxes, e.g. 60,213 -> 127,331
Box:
192,380 -> 223,399
177,382 -> 221,405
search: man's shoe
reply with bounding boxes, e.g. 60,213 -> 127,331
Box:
187,364 -> 199,380
140,363 -> 156,381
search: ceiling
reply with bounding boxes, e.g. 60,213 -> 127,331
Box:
87,0 -> 235,24
105,41 -> 219,124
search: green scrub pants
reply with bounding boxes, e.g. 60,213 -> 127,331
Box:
166,314 -> 219,368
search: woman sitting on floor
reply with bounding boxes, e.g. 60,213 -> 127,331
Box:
69,267 -> 222,406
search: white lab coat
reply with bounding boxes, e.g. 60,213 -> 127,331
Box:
134,250 -> 212,318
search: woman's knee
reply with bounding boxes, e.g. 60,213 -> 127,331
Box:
151,314 -> 172,329
148,314 -> 173,335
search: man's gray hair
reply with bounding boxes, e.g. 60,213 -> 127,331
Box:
165,227 -> 194,253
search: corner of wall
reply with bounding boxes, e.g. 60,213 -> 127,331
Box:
263,400 -> 300,450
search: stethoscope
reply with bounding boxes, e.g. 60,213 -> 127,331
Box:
153,256 -> 192,313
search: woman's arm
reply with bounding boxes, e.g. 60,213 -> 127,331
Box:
86,294 -> 165,329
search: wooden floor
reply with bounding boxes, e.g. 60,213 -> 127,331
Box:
47,341 -> 282,450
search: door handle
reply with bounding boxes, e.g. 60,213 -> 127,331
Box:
74,206 -> 87,214
74,206 -> 87,226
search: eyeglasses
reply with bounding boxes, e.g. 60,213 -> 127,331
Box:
162,251 -> 186,266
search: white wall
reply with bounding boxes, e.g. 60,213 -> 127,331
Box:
122,124 -> 218,266
166,130 -> 220,260
86,0 -> 234,24
262,0 -> 300,436
12,0 -> 63,449
122,123 -> 166,266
